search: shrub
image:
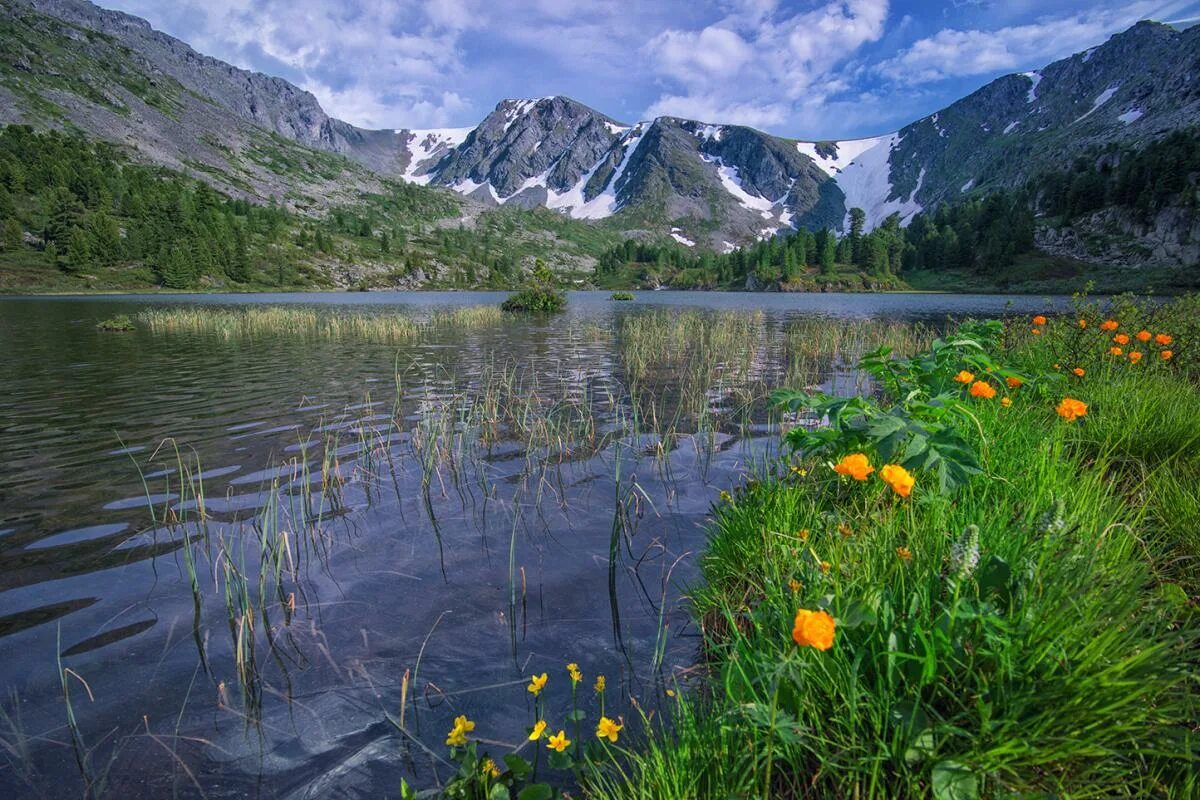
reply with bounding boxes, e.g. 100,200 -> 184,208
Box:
95,314 -> 136,332
501,286 -> 566,313
609,291 -> 635,301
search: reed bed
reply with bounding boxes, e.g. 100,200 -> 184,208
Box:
137,304 -> 503,342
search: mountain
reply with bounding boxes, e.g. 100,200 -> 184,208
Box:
1,0 -> 1198,255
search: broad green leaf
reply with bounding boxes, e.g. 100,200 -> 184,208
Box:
932,760 -> 979,800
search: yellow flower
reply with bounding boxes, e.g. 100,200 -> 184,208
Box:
481,758 -> 500,779
446,715 -> 475,747
879,463 -> 915,498
798,528 -> 810,541
1100,319 -> 1119,331
1001,396 -> 1012,408
953,370 -> 975,384
718,490 -> 732,503
1129,351 -> 1143,364
1032,315 -> 1048,326
837,522 -> 854,538
791,608 -> 836,651
1056,397 -> 1088,422
1006,376 -> 1022,389
568,663 -> 582,684
547,730 -> 571,753
1078,319 -> 1087,329
896,546 -> 912,561
820,560 -> 831,574
833,453 -> 874,481
665,688 -> 676,697
969,380 -> 996,399
1162,350 -> 1173,360
1155,333 -> 1173,346
529,720 -> 547,741
596,716 -> 623,743
788,578 -> 802,594
1136,330 -> 1152,342
1072,367 -> 1085,377
790,465 -> 808,477
594,675 -> 606,693
527,672 -> 548,696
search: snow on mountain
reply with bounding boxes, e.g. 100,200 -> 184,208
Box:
795,137 -> 886,177
1074,84 -> 1121,124
400,128 -> 473,184
1119,107 -> 1144,124
822,134 -> 923,230
1023,71 -> 1043,103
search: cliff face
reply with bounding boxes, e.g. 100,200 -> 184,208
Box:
1036,204 -> 1200,267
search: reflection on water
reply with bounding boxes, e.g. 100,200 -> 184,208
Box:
0,291 -> 1072,798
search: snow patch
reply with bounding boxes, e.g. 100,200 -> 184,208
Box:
701,154 -> 778,214
1022,71 -> 1043,103
399,127 -> 473,184
1081,47 -> 1097,63
503,99 -> 542,131
1002,121 -> 1020,135
1074,84 -> 1120,123
796,136 -> 887,177
694,124 -> 724,142
827,133 -> 924,231
1118,107 -> 1143,125
720,241 -> 737,254
604,121 -> 630,136
670,228 -> 696,247
961,178 -> 975,193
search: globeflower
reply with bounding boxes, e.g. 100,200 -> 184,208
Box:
1129,351 -> 1143,364
1072,367 -> 1085,377
596,716 -> 623,743
1078,319 -> 1087,329
1136,330 -> 1152,342
1001,397 -> 1012,408
546,730 -> 571,753
1056,397 -> 1088,422
1006,376 -> 1023,389
879,463 -> 915,498
1162,350 -> 1173,360
792,608 -> 836,651
1031,328 -> 1042,335
1109,346 -> 1123,356
1155,333 -> 1173,346
969,380 -> 996,399
953,370 -> 975,384
527,672 -> 548,696
1113,333 -> 1130,345
529,720 -> 547,741
833,453 -> 874,481
1100,320 -> 1119,331
1032,315 -> 1048,326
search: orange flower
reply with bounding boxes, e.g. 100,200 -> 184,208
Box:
798,528 -> 810,541
1155,333 -> 1173,346
1032,315 -> 1048,326
1031,328 -> 1042,335
792,608 -> 836,651
953,370 -> 975,384
1056,397 -> 1088,422
1077,319 -> 1087,329
1129,351 -> 1143,363
1072,367 -> 1085,377
1113,333 -> 1130,345
879,464 -> 915,498
1001,396 -> 1012,408
819,560 -> 831,574
896,546 -> 912,562
1109,346 -> 1123,356
969,380 -> 996,399
1100,320 -> 1119,331
1162,350 -> 1173,360
1006,376 -> 1023,389
1136,330 -> 1152,342
833,453 -> 874,481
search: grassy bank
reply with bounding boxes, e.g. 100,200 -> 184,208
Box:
577,297 -> 1199,798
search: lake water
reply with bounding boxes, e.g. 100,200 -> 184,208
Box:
0,291 -> 1075,798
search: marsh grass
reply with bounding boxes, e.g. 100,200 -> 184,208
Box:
137,304 -> 503,341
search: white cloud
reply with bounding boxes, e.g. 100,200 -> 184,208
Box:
877,2 -> 1192,83
641,0 -> 890,130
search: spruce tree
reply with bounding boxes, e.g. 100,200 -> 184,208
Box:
820,232 -> 836,275
64,225 -> 92,272
1,218 -> 21,251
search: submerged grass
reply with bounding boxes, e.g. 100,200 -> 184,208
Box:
583,297 -> 1200,799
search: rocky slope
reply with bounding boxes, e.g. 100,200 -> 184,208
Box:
2,0 -> 1198,252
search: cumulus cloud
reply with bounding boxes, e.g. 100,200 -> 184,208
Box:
641,0 -> 890,128
876,2 -> 1192,83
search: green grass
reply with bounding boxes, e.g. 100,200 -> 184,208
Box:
137,304 -> 503,340
583,299 -> 1200,799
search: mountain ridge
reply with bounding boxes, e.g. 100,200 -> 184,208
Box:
2,0 -> 1198,251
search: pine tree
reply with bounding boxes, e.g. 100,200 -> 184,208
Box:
380,230 -> 390,254
1,218 -> 21,251
848,208 -> 866,264
161,245 -> 194,289
820,232 -> 836,275
64,225 -> 92,272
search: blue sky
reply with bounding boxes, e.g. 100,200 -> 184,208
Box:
96,0 -> 1200,139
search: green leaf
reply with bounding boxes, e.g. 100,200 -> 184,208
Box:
566,708 -> 588,722
547,750 -> 574,770
400,778 -> 418,800
517,784 -> 554,800
932,760 -> 979,800
489,786 -> 512,800
502,755 -> 531,779
837,598 -> 878,629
